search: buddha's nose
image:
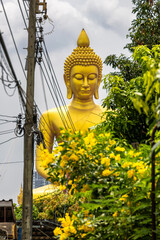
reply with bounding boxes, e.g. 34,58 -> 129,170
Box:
82,77 -> 89,88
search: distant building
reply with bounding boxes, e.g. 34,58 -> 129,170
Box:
33,170 -> 50,189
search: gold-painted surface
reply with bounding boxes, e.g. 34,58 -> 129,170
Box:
33,184 -> 57,199
36,29 -> 105,180
77,28 -> 90,47
17,185 -> 23,206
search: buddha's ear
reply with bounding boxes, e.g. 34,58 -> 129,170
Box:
94,81 -> 100,99
64,74 -> 72,99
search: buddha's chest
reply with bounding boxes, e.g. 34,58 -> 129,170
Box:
50,107 -> 104,133
68,109 -> 103,131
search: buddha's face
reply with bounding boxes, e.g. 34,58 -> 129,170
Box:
69,65 -> 99,100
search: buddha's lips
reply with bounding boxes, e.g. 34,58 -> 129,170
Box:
81,89 -> 90,93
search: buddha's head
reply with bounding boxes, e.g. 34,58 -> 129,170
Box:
64,29 -> 103,100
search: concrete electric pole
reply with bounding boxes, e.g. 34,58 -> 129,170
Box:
22,0 -> 36,239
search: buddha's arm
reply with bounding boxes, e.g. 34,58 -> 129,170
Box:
36,112 -> 54,179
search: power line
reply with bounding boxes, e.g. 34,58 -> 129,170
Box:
0,114 -> 17,118
0,0 -> 27,80
0,161 -> 23,165
0,136 -> 18,145
42,41 -> 76,131
0,119 -> 16,122
0,129 -> 14,135
18,1 -> 76,133
0,31 -> 26,111
17,0 -> 28,29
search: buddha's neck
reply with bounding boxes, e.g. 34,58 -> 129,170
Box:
70,97 -> 96,110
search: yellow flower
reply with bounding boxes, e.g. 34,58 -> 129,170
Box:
70,153 -> 79,161
60,161 -> 66,168
115,154 -> 121,161
60,233 -> 70,240
59,213 -> 74,229
113,172 -> 120,177
99,153 -> 104,157
84,132 -> 96,147
101,157 -> 110,167
109,152 -> 116,159
122,162 -> 132,168
70,141 -> 77,149
60,129 -> 66,134
60,155 -> 69,167
84,210 -> 89,217
59,169 -> 64,178
59,185 -> 66,191
63,226 -> 70,233
128,150 -> 134,157
120,194 -> 128,202
113,211 -> 118,217
69,226 -> 77,234
106,146 -> 110,151
78,148 -> 85,155
54,227 -> 62,236
72,215 -> 78,220
134,152 -> 141,157
133,176 -> 137,181
54,146 -> 63,154
99,133 -> 105,137
115,146 -> 125,152
40,149 -> 54,168
137,168 -> 146,177
109,139 -> 116,146
127,169 -> 135,178
105,132 -> 110,138
81,233 -> 87,238
68,180 -> 72,185
69,184 -> 77,195
102,169 -> 113,176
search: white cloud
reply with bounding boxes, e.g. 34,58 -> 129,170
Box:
84,0 -> 132,36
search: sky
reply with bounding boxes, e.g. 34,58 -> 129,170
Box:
0,0 -> 134,203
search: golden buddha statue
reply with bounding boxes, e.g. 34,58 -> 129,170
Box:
36,29 -> 105,179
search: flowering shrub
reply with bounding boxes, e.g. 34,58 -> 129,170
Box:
41,128 -> 160,239
54,212 -> 94,239
33,190 -> 79,220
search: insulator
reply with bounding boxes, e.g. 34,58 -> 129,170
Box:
39,36 -> 43,42
39,17 -> 43,23
38,57 -> 42,63
39,26 -> 43,33
39,47 -> 43,53
43,14 -> 48,20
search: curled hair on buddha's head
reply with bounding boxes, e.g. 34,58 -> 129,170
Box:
64,29 -> 103,84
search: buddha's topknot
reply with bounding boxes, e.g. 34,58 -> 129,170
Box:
64,29 -> 103,82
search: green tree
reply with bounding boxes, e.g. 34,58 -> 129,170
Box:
126,0 -> 160,51
102,0 -> 160,143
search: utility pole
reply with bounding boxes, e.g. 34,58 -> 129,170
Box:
22,0 -> 36,239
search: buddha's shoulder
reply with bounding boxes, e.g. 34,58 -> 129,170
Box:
40,107 -> 66,120
93,104 -> 106,113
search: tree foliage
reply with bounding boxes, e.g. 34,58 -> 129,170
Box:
102,0 -> 160,143
126,0 -> 160,51
132,45 -> 160,120
102,74 -> 148,143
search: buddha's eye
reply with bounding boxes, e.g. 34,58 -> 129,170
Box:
74,73 -> 83,80
88,73 -> 97,80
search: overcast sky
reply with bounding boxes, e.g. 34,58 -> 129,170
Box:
0,0 -> 134,203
